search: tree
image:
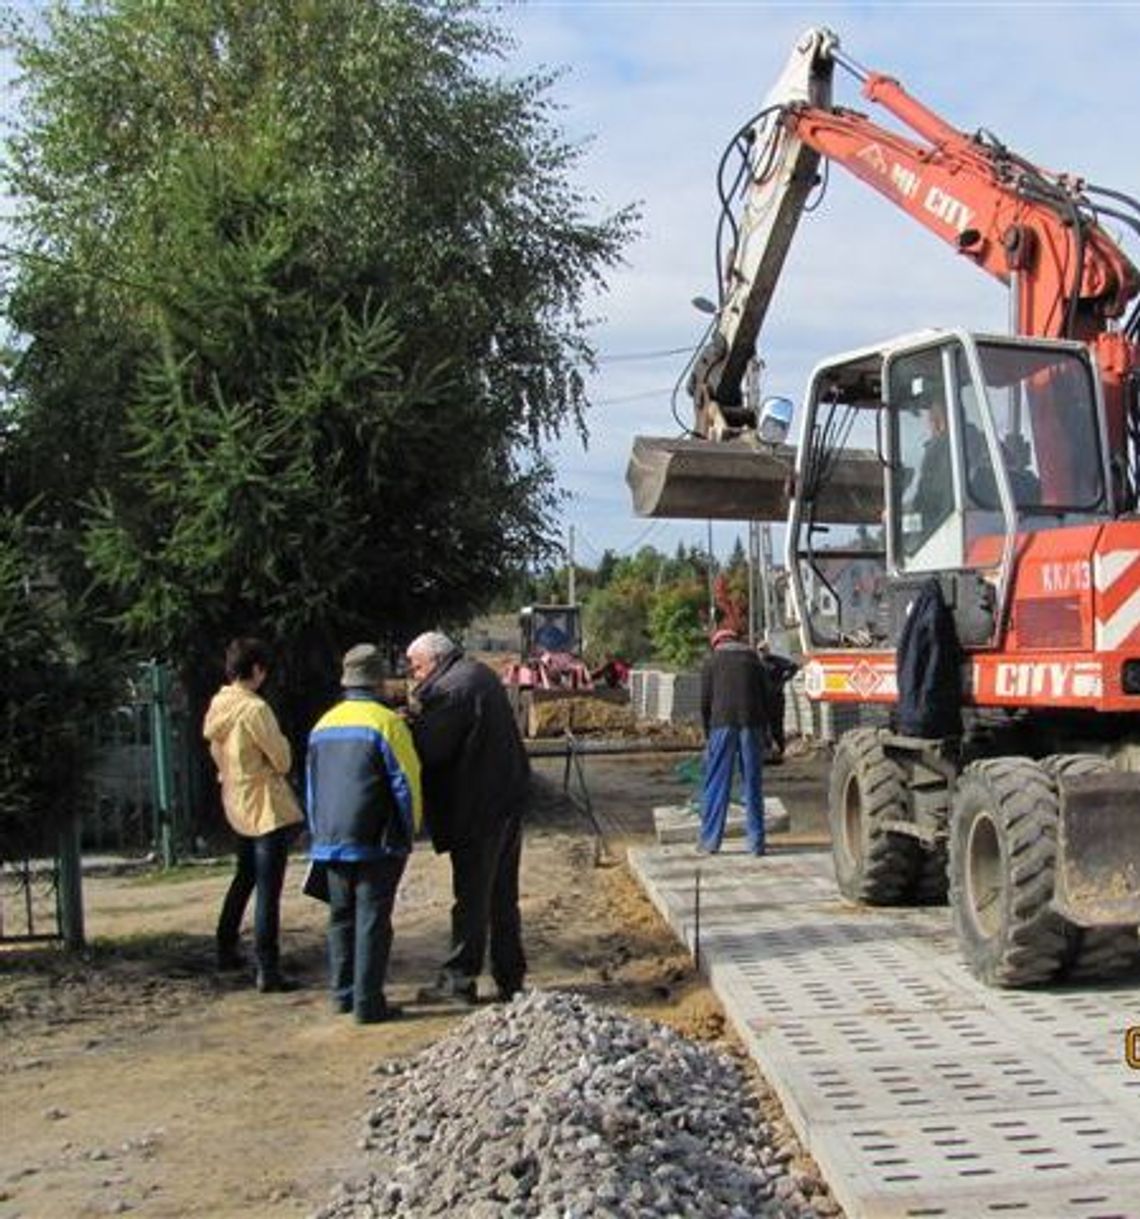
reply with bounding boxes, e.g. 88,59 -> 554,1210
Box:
0,507 -> 99,849
648,581 -> 708,669
582,577 -> 652,665
594,548 -> 618,589
727,535 -> 746,571
713,569 -> 748,636
1,0 -> 636,754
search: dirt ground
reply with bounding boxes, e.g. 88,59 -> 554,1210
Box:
0,749 -> 831,1219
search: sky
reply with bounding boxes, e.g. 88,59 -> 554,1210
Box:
495,0 -> 1140,569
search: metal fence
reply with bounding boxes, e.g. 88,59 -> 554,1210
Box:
82,662 -> 193,863
0,661 -> 190,949
0,814 -> 84,947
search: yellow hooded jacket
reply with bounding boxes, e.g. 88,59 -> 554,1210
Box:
203,683 -> 304,837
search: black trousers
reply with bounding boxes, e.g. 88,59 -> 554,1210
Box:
216,824 -> 293,972
441,811 -> 525,996
770,687 -> 788,753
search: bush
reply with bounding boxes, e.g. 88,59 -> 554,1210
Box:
0,510 -> 92,854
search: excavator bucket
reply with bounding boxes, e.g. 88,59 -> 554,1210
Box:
626,436 -> 884,523
1052,771 -> 1140,927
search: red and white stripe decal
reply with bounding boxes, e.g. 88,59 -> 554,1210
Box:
1094,549 -> 1140,650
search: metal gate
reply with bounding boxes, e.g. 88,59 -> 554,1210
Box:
83,661 -> 193,864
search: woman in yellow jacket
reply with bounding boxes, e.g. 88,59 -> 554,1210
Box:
203,637 -> 304,991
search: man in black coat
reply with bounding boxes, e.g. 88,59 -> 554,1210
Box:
758,640 -> 799,761
405,631 -> 530,1005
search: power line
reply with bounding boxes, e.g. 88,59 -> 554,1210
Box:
612,518 -> 662,555
591,386 -> 674,406
574,528 -> 604,561
595,345 -> 693,363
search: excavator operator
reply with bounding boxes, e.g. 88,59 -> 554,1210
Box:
911,391 -> 953,538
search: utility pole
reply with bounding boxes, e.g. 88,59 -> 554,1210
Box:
747,520 -> 760,646
758,522 -> 774,640
567,524 -> 576,605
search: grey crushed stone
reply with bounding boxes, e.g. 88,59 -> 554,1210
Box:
313,989 -> 839,1219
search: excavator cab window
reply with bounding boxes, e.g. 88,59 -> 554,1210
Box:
526,606 -> 581,656
884,336 -> 1106,576
889,343 -> 982,573
971,341 -> 1105,516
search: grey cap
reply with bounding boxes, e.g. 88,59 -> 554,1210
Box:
341,643 -> 386,688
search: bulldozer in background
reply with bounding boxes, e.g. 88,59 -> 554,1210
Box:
502,604 -> 631,738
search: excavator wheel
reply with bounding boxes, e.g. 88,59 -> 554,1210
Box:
911,842 -> 949,906
829,728 -> 921,905
1039,752 -> 1112,780
949,757 -> 1069,987
1041,754 -> 1140,982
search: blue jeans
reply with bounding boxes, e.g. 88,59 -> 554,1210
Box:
327,855 -> 407,1019
216,825 -> 293,972
700,726 -> 765,853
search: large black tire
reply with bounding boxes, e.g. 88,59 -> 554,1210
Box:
1041,754 -> 1140,982
1039,752 -> 1112,780
949,757 -> 1069,987
829,729 -> 921,905
912,842 -> 950,906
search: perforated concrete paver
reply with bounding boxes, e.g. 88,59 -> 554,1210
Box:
652,799 -> 790,843
628,842 -> 1140,1219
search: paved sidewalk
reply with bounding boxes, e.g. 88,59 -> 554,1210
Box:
629,841 -> 1140,1219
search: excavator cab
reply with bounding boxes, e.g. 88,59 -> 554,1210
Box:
787,329 -> 1113,653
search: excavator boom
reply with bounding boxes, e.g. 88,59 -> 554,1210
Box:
628,27 -> 1140,520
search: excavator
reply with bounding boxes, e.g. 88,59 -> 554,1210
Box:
627,28 -> 1140,987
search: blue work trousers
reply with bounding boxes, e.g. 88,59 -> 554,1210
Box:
327,855 -> 407,1020
700,725 -> 765,854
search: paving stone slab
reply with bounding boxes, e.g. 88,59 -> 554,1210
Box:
653,798 -> 790,843
627,845 -> 1140,1219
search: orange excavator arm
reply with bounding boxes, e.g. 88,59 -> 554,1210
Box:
790,89 -> 1138,339
693,28 -> 1140,458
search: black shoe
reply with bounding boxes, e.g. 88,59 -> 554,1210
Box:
256,970 -> 299,994
495,984 -> 524,1003
332,997 -> 353,1015
415,981 -> 477,1006
217,946 -> 247,972
356,1003 -> 404,1025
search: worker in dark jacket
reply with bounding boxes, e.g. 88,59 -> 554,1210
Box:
699,627 -> 771,856
405,631 -> 530,1005
307,644 -> 422,1023
758,640 -> 799,761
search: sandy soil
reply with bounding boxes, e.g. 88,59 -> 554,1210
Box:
0,751 -> 829,1219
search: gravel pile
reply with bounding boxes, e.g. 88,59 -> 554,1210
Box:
315,990 -> 840,1219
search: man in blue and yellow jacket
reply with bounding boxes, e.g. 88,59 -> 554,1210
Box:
306,643 -> 422,1024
